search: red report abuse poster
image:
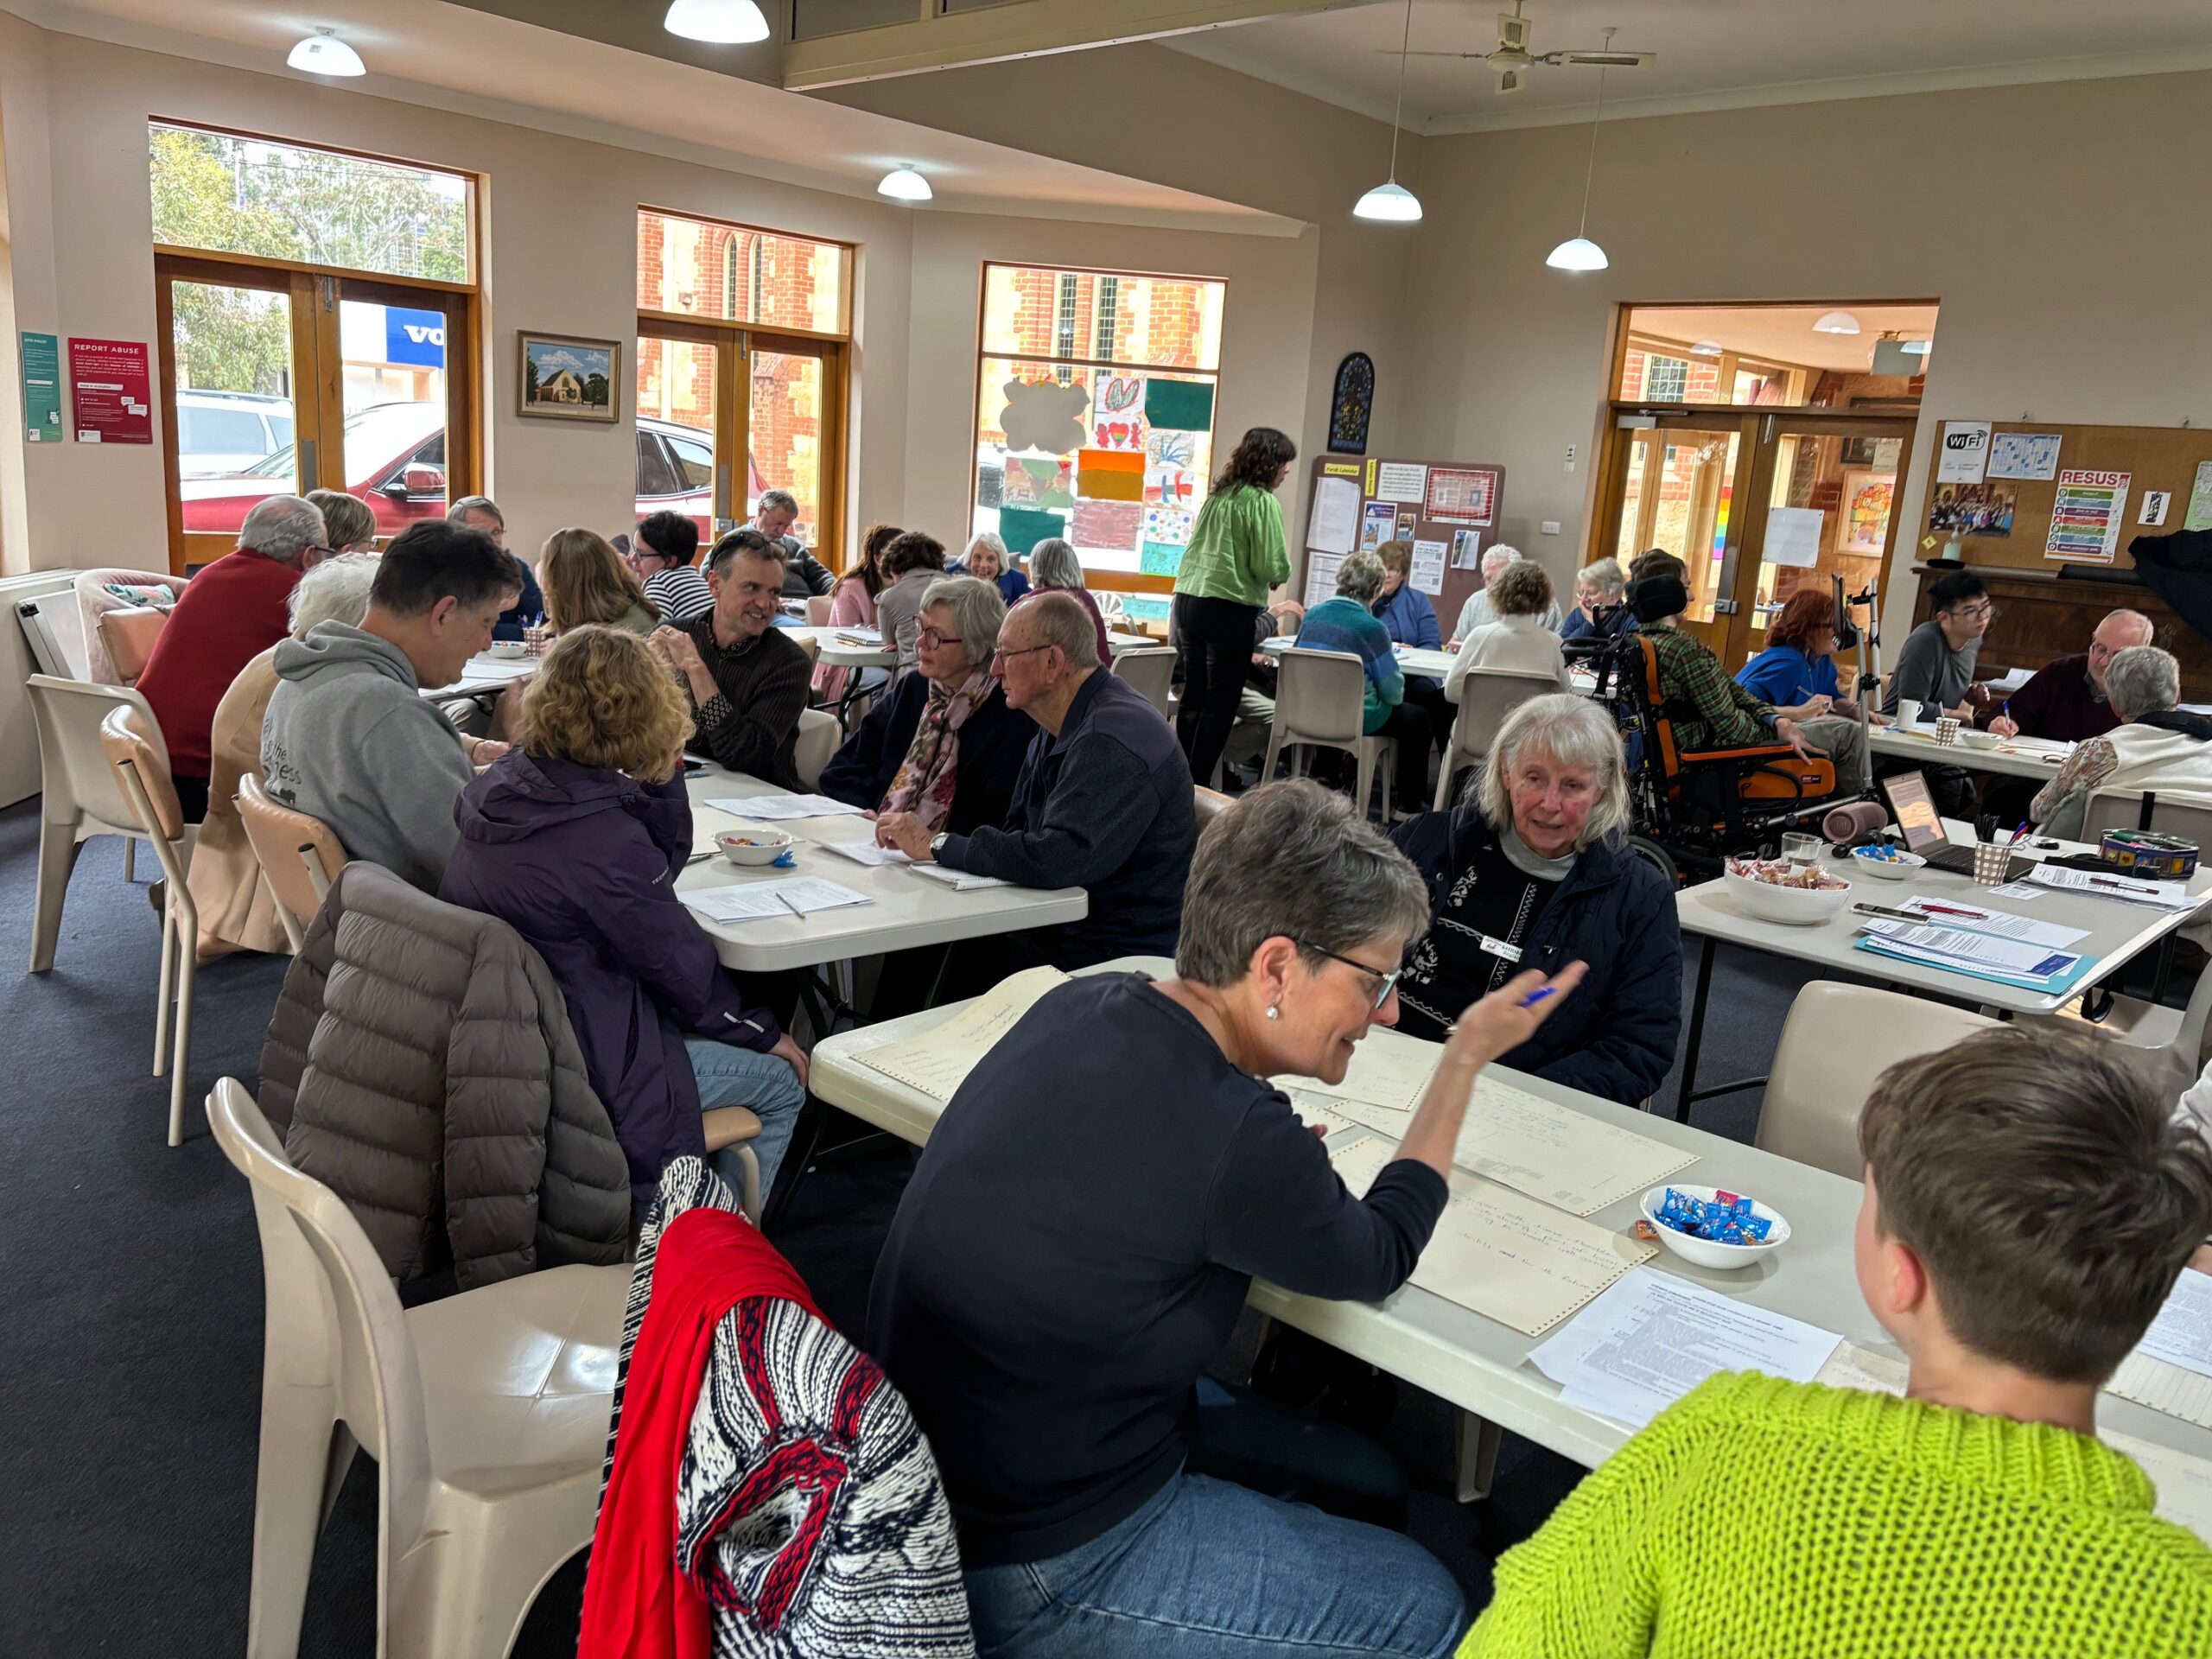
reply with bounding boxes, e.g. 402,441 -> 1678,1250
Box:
68,336 -> 154,443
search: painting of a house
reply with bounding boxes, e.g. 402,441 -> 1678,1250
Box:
518,333 -> 619,423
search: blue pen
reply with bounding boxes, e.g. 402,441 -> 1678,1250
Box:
1520,986 -> 1557,1009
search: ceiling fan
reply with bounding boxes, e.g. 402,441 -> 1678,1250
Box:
1389,4 -> 1655,95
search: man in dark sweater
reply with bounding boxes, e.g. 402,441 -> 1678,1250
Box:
1977,608 -> 2155,742
650,529 -> 811,790
878,592 -> 1197,968
754,488 -> 836,599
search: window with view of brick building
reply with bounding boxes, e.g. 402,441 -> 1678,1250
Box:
975,262 -> 1224,599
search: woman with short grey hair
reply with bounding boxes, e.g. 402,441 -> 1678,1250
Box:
1295,550 -> 1433,812
818,574 -> 1035,836
2032,644 -> 2212,839
1019,536 -> 1111,660
870,777 -> 1580,1659
1561,558 -> 1629,644
1389,692 -> 1681,1104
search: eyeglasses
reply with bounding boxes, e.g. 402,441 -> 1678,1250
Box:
918,626 -> 964,649
1297,940 -> 1404,1011
1952,602 -> 1998,623
992,642 -> 1055,664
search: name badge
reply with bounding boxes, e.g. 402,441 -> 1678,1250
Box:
1478,934 -> 1522,963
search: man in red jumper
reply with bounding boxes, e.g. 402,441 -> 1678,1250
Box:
135,494 -> 327,822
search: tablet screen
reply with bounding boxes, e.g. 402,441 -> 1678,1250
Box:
1880,771 -> 1948,853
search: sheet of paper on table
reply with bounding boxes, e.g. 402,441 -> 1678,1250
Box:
1329,1135 -> 1654,1336
1815,1339 -> 1908,1395
1897,896 -> 2088,948
690,804 -> 757,858
1285,1090 -> 1361,1139
912,864 -> 1009,892
1450,1077 -> 1697,1216
1857,918 -> 2084,977
680,877 -> 872,925
855,966 -> 1072,1100
2137,1268 -> 2212,1381
821,839 -> 912,868
1527,1268 -> 1843,1429
2107,1350 -> 2212,1429
1275,1025 -> 1438,1114
702,792 -> 868,822
2028,863 -> 2199,911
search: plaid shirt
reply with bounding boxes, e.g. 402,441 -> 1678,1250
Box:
1646,622 -> 1775,752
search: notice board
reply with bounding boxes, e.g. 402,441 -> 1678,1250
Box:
1922,418 -> 2212,573
1299,453 -> 1508,629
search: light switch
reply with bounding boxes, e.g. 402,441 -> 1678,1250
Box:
1540,520 -> 1561,536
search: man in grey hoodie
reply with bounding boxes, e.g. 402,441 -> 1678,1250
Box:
263,520 -> 522,891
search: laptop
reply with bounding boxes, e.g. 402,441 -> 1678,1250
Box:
1878,770 -> 2034,882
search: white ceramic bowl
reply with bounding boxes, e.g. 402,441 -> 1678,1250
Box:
486,641 -> 529,660
1955,728 -> 2002,751
1721,868 -> 1853,925
1640,1185 -> 1791,1269
715,830 -> 796,868
1849,845 -> 1926,882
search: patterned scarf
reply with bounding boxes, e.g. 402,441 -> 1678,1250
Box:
880,665 -> 995,832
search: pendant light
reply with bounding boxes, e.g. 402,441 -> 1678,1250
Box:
664,0 -> 770,45
1546,44 -> 1613,271
287,29 -> 365,76
877,166 -> 933,202
1813,310 -> 1863,335
1353,0 -> 1422,222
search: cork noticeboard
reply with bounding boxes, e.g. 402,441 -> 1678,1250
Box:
1297,454 -> 1509,629
1925,420 -> 2212,573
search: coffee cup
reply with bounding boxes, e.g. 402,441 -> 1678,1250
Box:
1895,697 -> 1922,728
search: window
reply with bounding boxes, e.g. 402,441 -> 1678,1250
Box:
667,431 -> 715,492
637,208 -> 849,335
973,262 -> 1225,592
1643,355 -> 1689,401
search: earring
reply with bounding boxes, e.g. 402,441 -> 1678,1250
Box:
1265,1003 -> 1281,1020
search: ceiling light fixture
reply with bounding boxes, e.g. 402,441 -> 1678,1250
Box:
1547,38 -> 1613,271
1813,309 -> 1863,335
1689,340 -> 1722,356
286,29 -> 365,77
1354,0 -> 1422,223
664,0 -> 770,45
878,166 -> 932,203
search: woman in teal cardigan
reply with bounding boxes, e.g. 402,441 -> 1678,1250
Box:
1172,426 -> 1295,785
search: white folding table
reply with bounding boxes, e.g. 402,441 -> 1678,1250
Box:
1260,635 -> 1455,680
1868,722 -> 2073,782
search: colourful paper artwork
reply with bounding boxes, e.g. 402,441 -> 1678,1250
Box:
1140,540 -> 1185,577
998,506 -> 1066,556
1146,467 -> 1198,508
1077,448 -> 1145,503
1144,378 -> 1214,433
1142,505 -> 1195,546
1001,376 -> 1090,455
1002,455 -> 1073,511
1146,429 -> 1195,470
1071,499 -> 1142,550
1091,373 -> 1147,450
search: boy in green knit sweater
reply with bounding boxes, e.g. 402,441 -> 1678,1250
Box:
1463,1024 -> 2212,1657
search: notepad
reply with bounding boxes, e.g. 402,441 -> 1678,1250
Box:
2107,1351 -> 2212,1429
1449,1078 -> 1699,1216
679,877 -> 871,925
854,966 -> 1073,1100
702,792 -> 866,822
1275,1025 -> 1440,1115
820,839 -> 912,868
1328,1135 -> 1653,1336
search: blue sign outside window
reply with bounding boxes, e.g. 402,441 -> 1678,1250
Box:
385,306 -> 446,368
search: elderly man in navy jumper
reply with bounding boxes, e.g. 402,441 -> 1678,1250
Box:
877,591 -> 1197,969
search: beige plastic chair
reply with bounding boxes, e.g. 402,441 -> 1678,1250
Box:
702,1108 -> 765,1224
2083,785 -> 2212,848
1192,785 -> 1236,835
1262,647 -> 1397,823
1757,982 -> 1998,1179
1110,645 -> 1177,720
207,1077 -> 626,1659
1435,667 -> 1560,809
96,605 -> 168,684
793,707 -> 842,791
100,703 -> 200,1147
791,632 -> 821,668
16,591 -> 91,679
805,594 -> 834,626
235,775 -> 349,954
25,674 -> 162,973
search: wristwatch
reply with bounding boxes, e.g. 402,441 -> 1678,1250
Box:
930,832 -> 950,860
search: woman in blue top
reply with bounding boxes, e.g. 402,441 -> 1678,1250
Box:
1297,550 -> 1433,814
1736,588 -> 1873,721
1370,540 -> 1452,762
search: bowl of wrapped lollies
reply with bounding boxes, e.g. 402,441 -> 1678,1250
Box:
1639,1185 -> 1791,1269
1722,856 -> 1853,925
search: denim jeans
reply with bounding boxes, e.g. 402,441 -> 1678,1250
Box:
683,1036 -> 805,1199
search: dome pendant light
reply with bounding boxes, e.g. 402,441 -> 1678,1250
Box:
1354,0 -> 1422,223
1813,309 -> 1863,335
664,0 -> 770,45
878,165 -> 932,202
287,29 -> 365,76
1546,47 -> 1613,271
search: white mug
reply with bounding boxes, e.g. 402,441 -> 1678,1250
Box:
1896,697 -> 1923,728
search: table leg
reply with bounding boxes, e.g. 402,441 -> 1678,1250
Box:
1674,935 -> 1715,1123
1453,1409 -> 1503,1503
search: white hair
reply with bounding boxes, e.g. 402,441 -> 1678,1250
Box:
963,532 -> 1008,567
920,575 -> 1007,669
1576,558 -> 1626,600
2106,645 -> 2181,722
1482,543 -> 1518,577
238,495 -> 326,563
1029,537 -> 1085,590
285,552 -> 378,639
1473,692 -> 1631,851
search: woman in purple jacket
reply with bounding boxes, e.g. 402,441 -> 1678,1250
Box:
440,626 -> 807,1206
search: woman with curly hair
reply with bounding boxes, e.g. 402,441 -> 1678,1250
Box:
1173,425 -> 1297,785
439,624 -> 807,1208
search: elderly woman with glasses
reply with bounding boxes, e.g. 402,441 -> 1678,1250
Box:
869,779 -> 1583,1659
1389,693 -> 1681,1106
818,575 -> 1037,833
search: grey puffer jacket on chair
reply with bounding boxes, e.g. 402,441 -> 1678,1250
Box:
258,861 -> 632,1289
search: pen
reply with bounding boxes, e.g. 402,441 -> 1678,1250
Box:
2007,821 -> 2030,846
1520,987 -> 1557,1009
2088,875 -> 2158,894
1915,901 -> 1988,919
1852,902 -> 1926,923
776,888 -> 807,918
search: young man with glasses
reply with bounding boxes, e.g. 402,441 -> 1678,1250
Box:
1882,570 -> 1999,814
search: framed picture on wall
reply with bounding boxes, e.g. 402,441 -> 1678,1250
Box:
518,332 -> 620,423
1840,467 -> 1897,555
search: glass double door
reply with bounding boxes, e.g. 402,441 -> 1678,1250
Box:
1600,409 -> 1916,671
158,252 -> 475,571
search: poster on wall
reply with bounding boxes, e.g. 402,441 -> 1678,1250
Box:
1986,431 -> 2063,480
1306,474 -> 1360,554
1928,481 -> 2016,538
67,337 -> 153,443
1358,500 -> 1398,552
1842,474 -> 1894,555
1090,374 -> 1147,451
1304,553 -> 1344,610
2187,461 -> 2212,533
19,332 -> 62,442
1426,466 -> 1498,526
1372,461 -> 1427,503
1935,420 -> 1991,484
1409,539 -> 1446,595
2044,469 -> 2130,564
1451,529 -> 1484,569
2140,491 -> 2171,528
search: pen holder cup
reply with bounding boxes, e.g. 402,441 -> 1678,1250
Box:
1934,715 -> 1961,747
1971,842 -> 2011,886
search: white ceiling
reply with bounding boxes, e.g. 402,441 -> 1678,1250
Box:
5,0 -> 1296,233
1171,0 -> 2212,132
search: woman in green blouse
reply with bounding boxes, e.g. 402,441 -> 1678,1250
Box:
1172,426 -> 1296,785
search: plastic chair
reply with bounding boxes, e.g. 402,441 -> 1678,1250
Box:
25,674 -> 161,974
207,1077 -> 626,1659
793,707 -> 842,792
96,605 -> 168,685
1192,785 -> 1235,834
235,775 -> 348,954
1110,645 -> 1177,720
1262,647 -> 1397,823
16,592 -> 90,679
805,594 -> 833,626
99,704 -> 199,1147
702,1108 -> 765,1224
2083,785 -> 2212,848
1757,982 -> 1997,1179
790,632 -> 821,668
1434,667 -> 1561,809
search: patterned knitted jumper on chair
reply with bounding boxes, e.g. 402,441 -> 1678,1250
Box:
1460,1371 -> 2212,1658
